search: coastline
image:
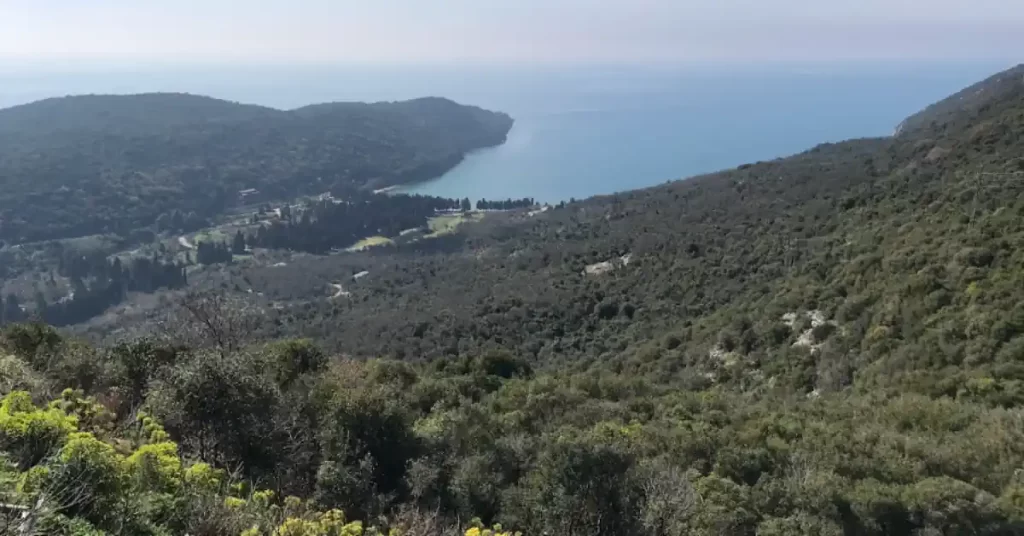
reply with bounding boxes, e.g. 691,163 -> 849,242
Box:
377,122 -> 515,196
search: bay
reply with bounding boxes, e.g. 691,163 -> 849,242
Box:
0,61 -> 1010,203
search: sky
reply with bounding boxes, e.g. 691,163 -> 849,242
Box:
1,0 -> 1022,65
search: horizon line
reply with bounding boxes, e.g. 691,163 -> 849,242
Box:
1,56 -> 1020,72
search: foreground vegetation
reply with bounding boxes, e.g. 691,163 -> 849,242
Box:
0,319 -> 536,536
3,65 -> 1024,535
5,313 -> 1024,535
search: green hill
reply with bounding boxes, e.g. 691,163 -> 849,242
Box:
0,93 -> 513,243
895,63 -> 1024,137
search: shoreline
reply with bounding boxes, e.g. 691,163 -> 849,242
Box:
376,127 -> 514,196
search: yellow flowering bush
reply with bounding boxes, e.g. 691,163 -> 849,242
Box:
135,410 -> 172,444
0,390 -> 77,467
464,519 -> 522,536
49,388 -> 114,435
184,461 -> 225,492
124,440 -> 182,492
242,509 -> 368,536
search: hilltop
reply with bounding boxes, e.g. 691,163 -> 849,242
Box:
0,93 -> 512,243
0,93 -> 277,138
895,63 -> 1024,136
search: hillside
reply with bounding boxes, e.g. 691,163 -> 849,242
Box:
0,93 -> 513,243
0,93 -> 278,139
150,64 -> 1024,378
895,63 -> 1024,136
5,65 -> 1024,535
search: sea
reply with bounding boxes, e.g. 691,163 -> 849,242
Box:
0,61 -> 1012,203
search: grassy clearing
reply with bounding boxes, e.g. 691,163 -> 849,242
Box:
346,236 -> 395,252
58,233 -> 123,252
193,229 -> 228,244
427,212 -> 484,236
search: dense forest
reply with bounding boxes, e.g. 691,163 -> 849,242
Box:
475,198 -> 535,211
0,252 -> 188,328
248,191 -> 463,254
4,65 -> 1024,535
0,186 -> 470,324
0,93 -> 512,243
0,242 -> 191,329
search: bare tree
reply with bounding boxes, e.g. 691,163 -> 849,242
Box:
638,460 -> 697,536
0,501 -> 26,535
161,291 -> 258,356
8,456 -> 96,536
385,505 -> 461,536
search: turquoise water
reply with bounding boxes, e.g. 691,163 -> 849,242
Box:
0,62 -> 1011,202
396,63 -> 1011,202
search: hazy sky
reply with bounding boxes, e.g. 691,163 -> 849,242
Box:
2,0 -> 1022,64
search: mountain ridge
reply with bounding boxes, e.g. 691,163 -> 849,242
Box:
895,62 -> 1024,137
0,93 -> 505,131
0,93 -> 277,138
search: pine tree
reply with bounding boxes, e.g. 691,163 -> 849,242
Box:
233,231 -> 247,255
4,293 -> 22,324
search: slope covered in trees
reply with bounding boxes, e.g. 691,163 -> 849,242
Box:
7,65 -> 1024,535
0,93 -> 513,243
896,64 -> 1024,137
183,64 -> 1024,380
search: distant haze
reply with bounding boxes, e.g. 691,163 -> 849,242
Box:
1,0 -> 1022,64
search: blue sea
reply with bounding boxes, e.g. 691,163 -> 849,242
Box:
0,61 -> 1011,202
